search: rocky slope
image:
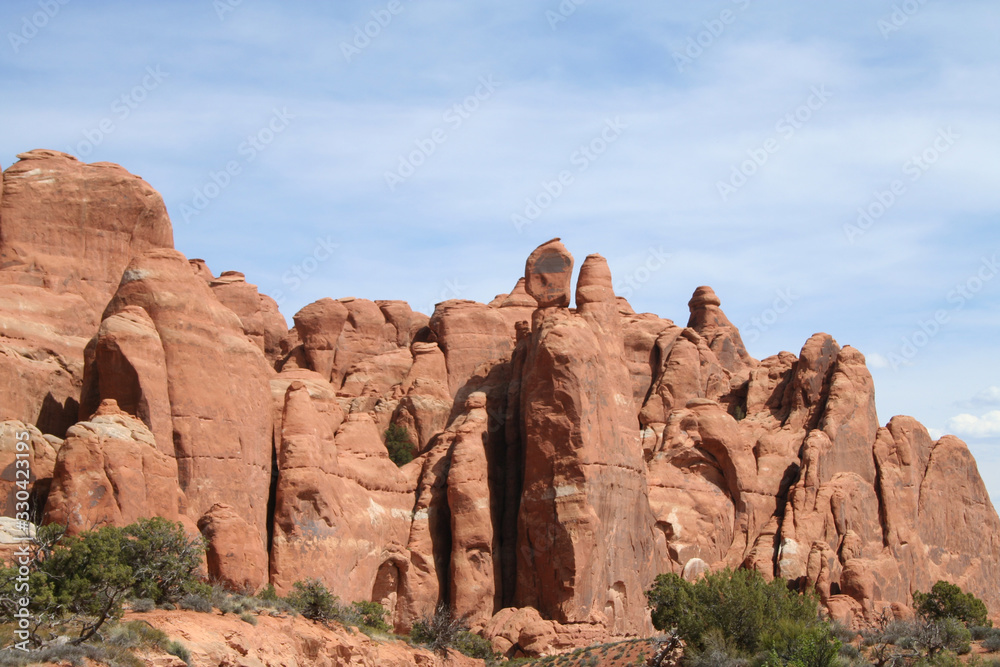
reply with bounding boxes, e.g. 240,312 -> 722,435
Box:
129,609 -> 482,667
1,151 -> 998,659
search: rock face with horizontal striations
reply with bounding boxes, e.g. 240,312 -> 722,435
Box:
4,154 -> 999,656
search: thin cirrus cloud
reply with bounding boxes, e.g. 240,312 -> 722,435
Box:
0,0 -> 998,501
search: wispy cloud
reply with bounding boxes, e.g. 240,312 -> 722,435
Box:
1,0 -> 998,502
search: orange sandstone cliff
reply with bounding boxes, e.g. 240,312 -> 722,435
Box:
1,151 -> 997,659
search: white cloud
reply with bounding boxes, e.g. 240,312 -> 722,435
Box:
948,410 -> 1000,439
867,353 -> 889,369
971,386 -> 1000,407
926,427 -> 944,440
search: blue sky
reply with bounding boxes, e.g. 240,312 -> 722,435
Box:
2,1 -> 998,502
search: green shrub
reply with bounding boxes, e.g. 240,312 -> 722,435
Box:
681,629 -> 747,667
645,567 -> 830,659
349,600 -> 391,633
452,630 -> 498,661
0,518 -> 207,646
130,598 -> 156,613
914,581 -> 991,628
411,604 -> 466,651
757,618 -> 841,667
105,620 -> 169,649
166,640 -> 192,665
916,617 -> 972,656
122,517 -> 207,604
915,650 -> 963,667
287,579 -> 340,622
240,611 -> 258,625
984,631 -> 1000,653
384,424 -> 415,466
179,592 -> 213,613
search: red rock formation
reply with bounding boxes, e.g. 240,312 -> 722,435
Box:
515,251 -> 660,636
44,399 -> 182,534
210,270 -> 288,364
446,392 -> 495,629
102,249 -> 273,584
0,150 -> 173,312
0,151 -> 173,437
198,503 -> 269,592
2,154 -> 998,650
394,342 -> 453,452
429,300 -> 513,397
686,286 -> 754,383
270,384 -> 413,624
80,305 -> 173,455
0,421 -> 59,520
292,297 -> 349,381
524,238 -> 573,308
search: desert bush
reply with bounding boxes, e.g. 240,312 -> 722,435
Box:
240,611 -> 258,625
410,603 -> 496,661
757,618 -> 841,667
179,592 -> 213,613
166,640 -> 192,665
411,603 -> 466,651
0,518 -> 207,646
914,581 -> 991,628
967,658 -> 1000,667
384,424 -> 415,466
122,517 -> 208,603
916,617 -> 972,656
258,584 -> 279,602
984,630 -> 1000,653
453,630 -> 499,661
645,567 -> 834,662
683,629 -> 749,667
130,598 -> 156,613
287,578 -> 340,622
914,650 -> 963,667
347,600 -> 392,633
105,619 -> 169,649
